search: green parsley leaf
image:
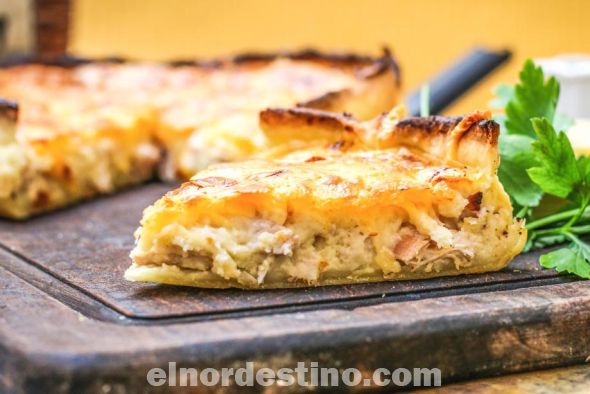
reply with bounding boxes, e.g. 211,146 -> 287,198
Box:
540,236 -> 590,278
577,156 -> 590,183
527,118 -> 580,199
572,156 -> 590,209
498,134 -> 543,207
531,233 -> 568,249
495,59 -> 590,281
504,59 -> 560,137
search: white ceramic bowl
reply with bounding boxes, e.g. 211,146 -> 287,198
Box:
537,54 -> 590,119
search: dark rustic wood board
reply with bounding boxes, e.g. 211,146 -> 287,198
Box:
0,183 -> 589,393
0,183 -> 574,321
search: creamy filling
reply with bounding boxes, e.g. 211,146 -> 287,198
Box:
0,136 -> 159,218
132,213 -> 488,287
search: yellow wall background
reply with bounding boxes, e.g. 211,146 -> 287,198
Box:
69,0 -> 590,115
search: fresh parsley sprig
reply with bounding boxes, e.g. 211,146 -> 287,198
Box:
493,59 -> 590,278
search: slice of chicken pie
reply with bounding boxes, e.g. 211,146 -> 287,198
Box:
126,109 -> 526,288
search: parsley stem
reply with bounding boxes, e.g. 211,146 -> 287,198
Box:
572,224 -> 590,235
533,224 -> 590,237
533,228 -> 561,236
563,232 -> 586,247
526,207 -> 590,230
420,84 -> 430,117
563,197 -> 590,231
517,206 -> 530,218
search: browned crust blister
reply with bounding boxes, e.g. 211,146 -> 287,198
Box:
295,47 -> 400,111
0,98 -> 18,123
395,116 -> 462,135
395,113 -> 499,147
392,112 -> 499,173
260,107 -> 360,133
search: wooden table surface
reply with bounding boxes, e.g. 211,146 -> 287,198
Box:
418,364 -> 590,393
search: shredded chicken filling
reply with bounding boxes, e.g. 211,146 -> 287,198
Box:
134,215 -> 479,287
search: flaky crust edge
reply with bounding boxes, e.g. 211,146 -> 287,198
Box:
260,107 -> 499,172
0,48 -> 400,119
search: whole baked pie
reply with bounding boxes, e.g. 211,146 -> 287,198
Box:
0,50 -> 398,219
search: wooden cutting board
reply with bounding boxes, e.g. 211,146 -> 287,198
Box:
1,183 -> 589,393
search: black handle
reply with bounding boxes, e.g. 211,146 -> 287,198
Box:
406,48 -> 511,116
